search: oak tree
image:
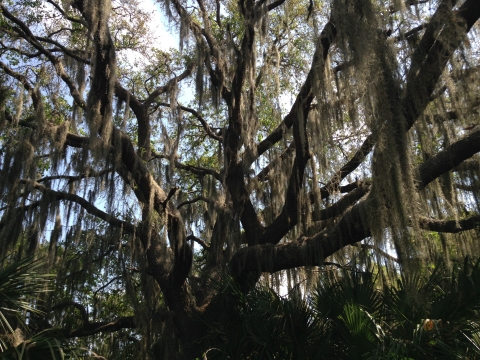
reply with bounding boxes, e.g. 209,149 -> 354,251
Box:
1,0 -> 480,357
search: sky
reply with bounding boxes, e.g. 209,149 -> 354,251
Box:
139,0 -> 178,51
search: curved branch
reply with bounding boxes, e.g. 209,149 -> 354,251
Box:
18,180 -> 136,234
144,63 -> 195,107
45,0 -> 88,26
186,234 -> 210,250
177,196 -> 212,209
50,301 -> 89,326
175,161 -> 221,181
35,35 -> 90,64
158,102 -> 222,141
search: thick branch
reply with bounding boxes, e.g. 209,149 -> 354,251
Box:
231,119 -> 480,276
417,128 -> 480,190
186,234 -> 210,250
254,20 -> 336,164
313,184 -> 370,221
419,214 -> 480,233
318,0 -> 480,194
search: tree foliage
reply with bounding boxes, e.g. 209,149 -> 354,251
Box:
0,0 -> 480,358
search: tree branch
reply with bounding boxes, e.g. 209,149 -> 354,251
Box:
313,184 -> 371,221
67,316 -> 136,338
18,180 -> 136,234
50,301 -> 89,326
253,20 -> 336,166
419,214 -> 480,233
144,63 -> 195,107
37,168 -> 113,184
174,161 -> 221,181
158,102 -> 222,141
186,234 -> 210,250
417,128 -> 480,190
0,5 -> 85,107
231,112 -> 480,276
177,196 -> 212,209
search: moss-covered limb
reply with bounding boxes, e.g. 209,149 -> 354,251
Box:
0,43 -> 42,59
186,234 -> 209,250
318,0 -> 480,196
0,61 -> 40,107
419,214 -> 480,233
318,180 -> 370,200
222,3 -> 266,248
114,81 -> 151,158
0,61 -> 88,149
396,23 -> 428,41
36,168 -> 113,184
114,82 -> 145,122
49,301 -> 90,326
65,315 -> 136,338
17,180 -> 136,234
313,184 -> 370,222
256,141 -> 296,181
253,20 -> 337,165
231,128 -> 480,276
84,3 -> 116,141
176,196 -> 220,213
258,104 -> 314,246
214,11 -> 332,249
0,61 -> 89,149
194,0 -> 216,53
455,183 -> 479,192
244,19 -> 336,247
116,63 -> 194,159
60,3 -> 171,216
34,36 -> 90,64
266,0 -> 287,11
168,0 -> 225,90
406,0 -> 457,86
402,0 -> 480,130
321,134 -> 375,195
157,102 -> 222,141
143,63 -> 195,107
45,0 -> 88,27
174,161 -> 221,181
417,128 -> 480,190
